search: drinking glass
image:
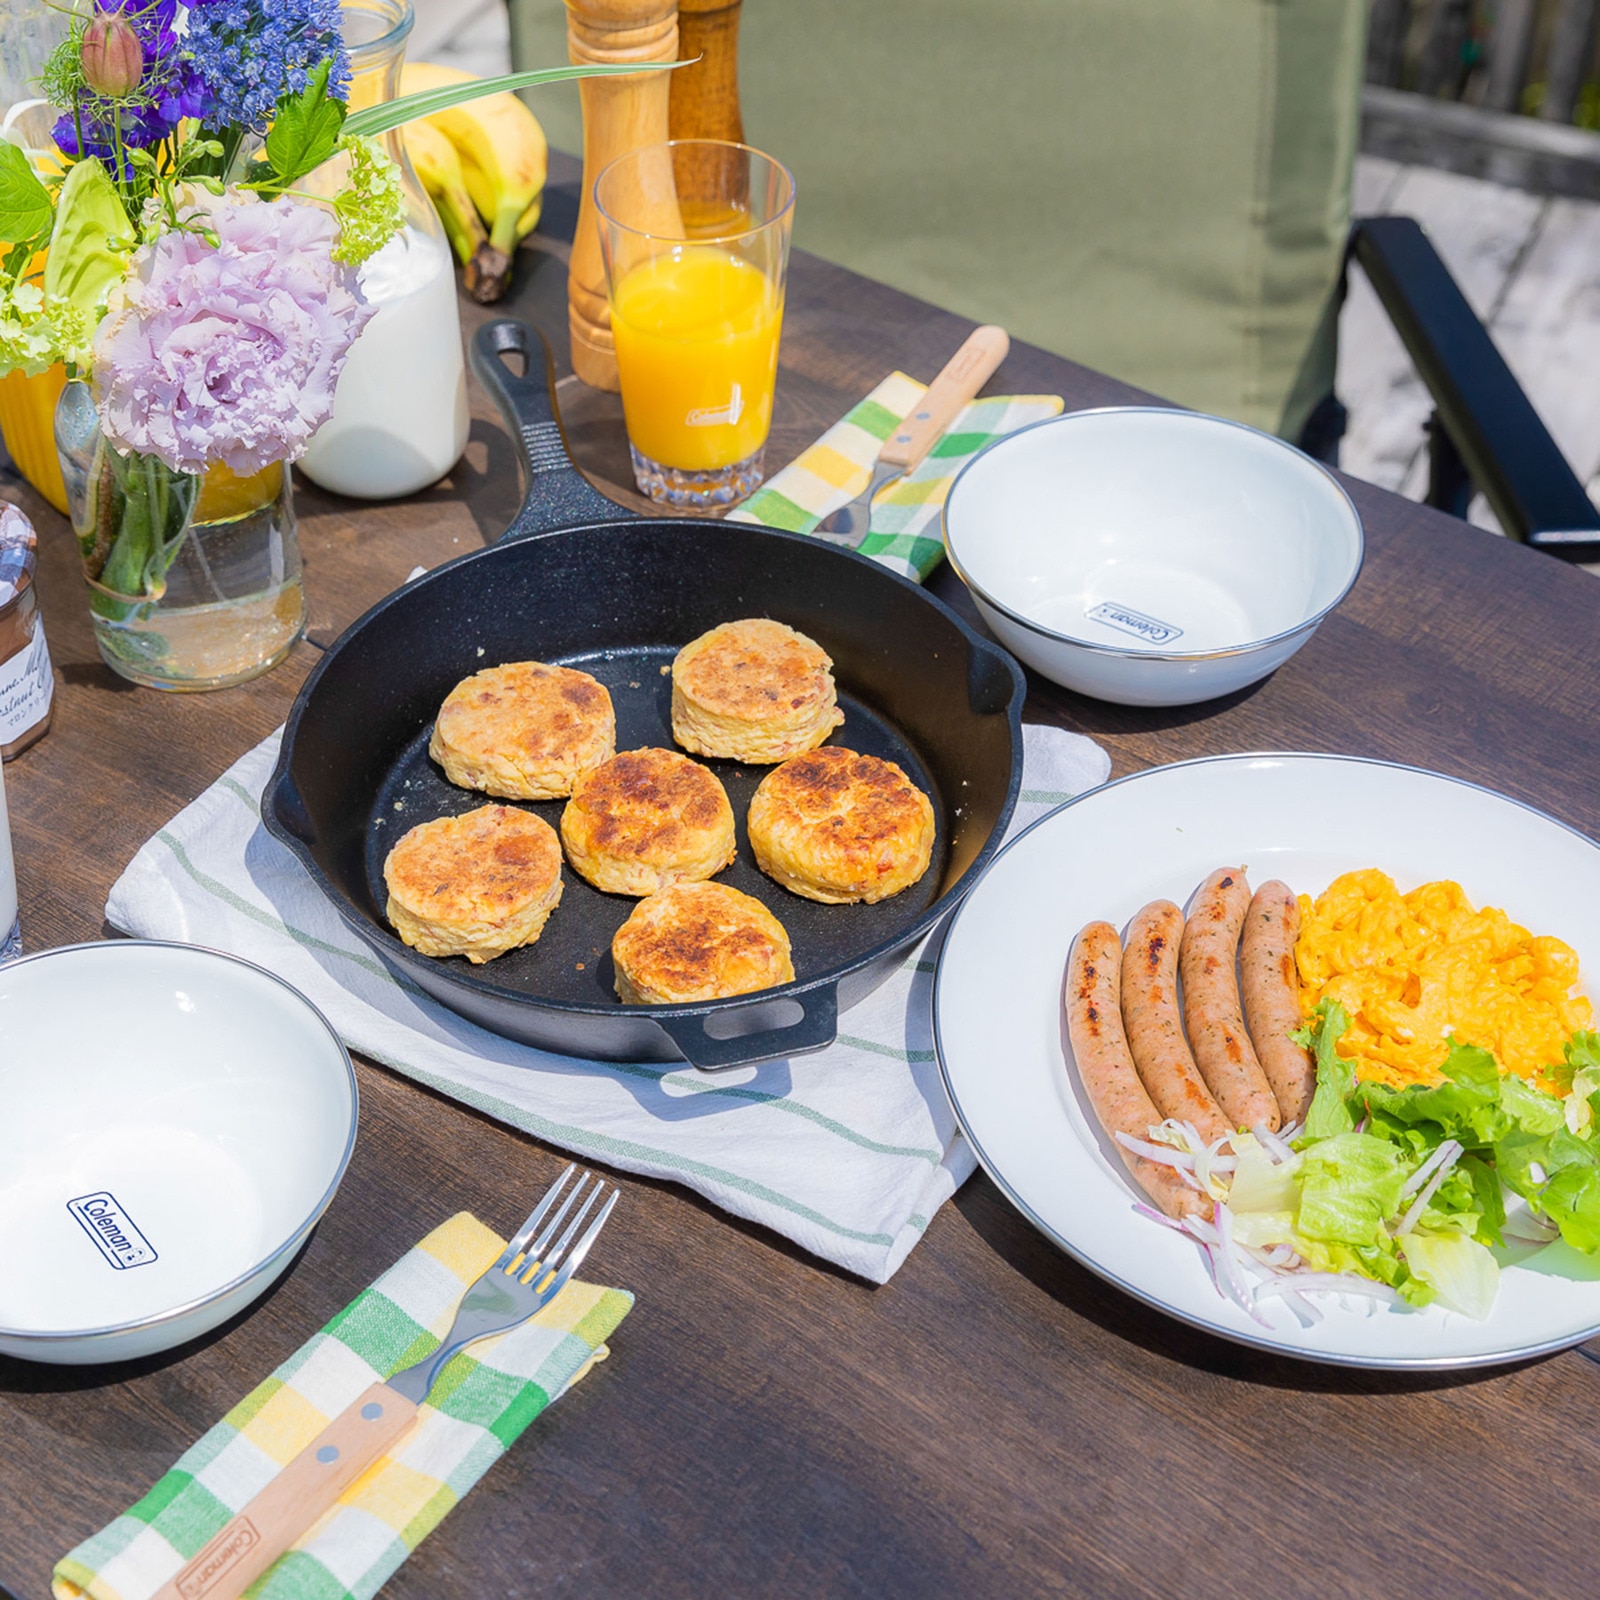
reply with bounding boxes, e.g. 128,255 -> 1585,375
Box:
595,141 -> 795,509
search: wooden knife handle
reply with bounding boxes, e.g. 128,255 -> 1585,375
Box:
879,325 -> 1010,472
152,1383 -> 419,1600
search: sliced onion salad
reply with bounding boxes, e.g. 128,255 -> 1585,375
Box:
1128,1120 -> 1494,1324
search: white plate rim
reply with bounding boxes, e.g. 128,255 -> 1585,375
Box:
0,939 -> 359,1346
933,749 -> 1600,1371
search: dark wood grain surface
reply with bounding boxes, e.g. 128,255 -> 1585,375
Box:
5,159 -> 1600,1600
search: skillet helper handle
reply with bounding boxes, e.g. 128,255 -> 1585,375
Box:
656,985 -> 839,1070
879,325 -> 1010,473
261,762 -> 316,848
152,1382 -> 418,1600
469,319 -> 623,540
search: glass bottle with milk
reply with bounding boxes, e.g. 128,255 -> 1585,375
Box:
298,0 -> 469,500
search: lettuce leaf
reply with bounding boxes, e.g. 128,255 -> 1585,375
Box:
1357,1039 -> 1508,1148
1400,1229 -> 1499,1320
1297,1132 -> 1409,1246
1295,1000 -> 1358,1141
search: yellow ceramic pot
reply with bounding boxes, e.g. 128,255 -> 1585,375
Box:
0,365 -> 69,515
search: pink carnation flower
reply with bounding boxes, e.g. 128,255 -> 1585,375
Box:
93,194 -> 375,477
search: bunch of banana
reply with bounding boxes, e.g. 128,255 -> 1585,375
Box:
400,62 -> 547,305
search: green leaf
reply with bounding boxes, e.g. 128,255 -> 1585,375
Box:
1500,1073 -> 1566,1138
342,62 -> 689,141
1295,1000 -> 1357,1141
43,158 -> 130,319
0,141 -> 53,245
1353,1040 -> 1510,1149
1296,1131 -> 1409,1246
1400,1229 -> 1499,1320
264,60 -> 347,190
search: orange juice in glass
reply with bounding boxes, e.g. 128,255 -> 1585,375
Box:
596,142 -> 795,508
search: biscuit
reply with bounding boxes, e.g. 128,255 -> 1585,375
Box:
384,804 -> 564,963
560,747 -> 737,896
671,618 -> 845,763
747,747 -> 935,904
429,661 -> 615,801
612,881 -> 795,1004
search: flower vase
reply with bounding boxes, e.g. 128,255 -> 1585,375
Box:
54,380 -> 306,690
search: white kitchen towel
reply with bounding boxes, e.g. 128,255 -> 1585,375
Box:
106,724 -> 1109,1283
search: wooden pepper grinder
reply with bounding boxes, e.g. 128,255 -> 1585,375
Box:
565,0 -> 679,391
670,0 -> 743,144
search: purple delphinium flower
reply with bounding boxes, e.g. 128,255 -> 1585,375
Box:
52,0 -> 209,160
185,0 -> 351,134
93,194 -> 376,477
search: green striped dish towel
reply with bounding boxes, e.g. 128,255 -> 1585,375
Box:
729,371 -> 1063,581
104,724 -> 1108,1284
54,1211 -> 631,1600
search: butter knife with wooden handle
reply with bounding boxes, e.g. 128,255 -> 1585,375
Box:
813,324 -> 1010,546
152,1169 -> 617,1600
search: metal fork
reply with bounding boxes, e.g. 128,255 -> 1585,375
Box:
156,1166 -> 618,1600
812,325 -> 1009,547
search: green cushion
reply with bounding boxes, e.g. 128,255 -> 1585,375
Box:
506,0 -> 1365,439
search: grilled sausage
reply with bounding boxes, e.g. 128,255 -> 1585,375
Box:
1121,900 -> 1231,1145
1179,868 -> 1282,1132
1065,922 -> 1210,1221
1241,879 -> 1315,1125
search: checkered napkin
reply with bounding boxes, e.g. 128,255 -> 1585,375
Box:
729,372 -> 1063,580
53,1213 -> 632,1600
105,723 -> 1109,1285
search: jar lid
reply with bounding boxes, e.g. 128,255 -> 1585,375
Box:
0,501 -> 37,608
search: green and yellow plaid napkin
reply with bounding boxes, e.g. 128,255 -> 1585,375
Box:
54,1213 -> 633,1600
730,371 -> 1062,582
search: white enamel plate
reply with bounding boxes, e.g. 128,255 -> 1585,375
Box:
933,753 -> 1600,1369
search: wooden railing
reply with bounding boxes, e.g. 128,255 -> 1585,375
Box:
1368,0 -> 1600,126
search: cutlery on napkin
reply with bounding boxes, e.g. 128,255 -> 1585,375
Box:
813,325 -> 1010,546
54,1211 -> 633,1600
731,374 -> 1063,582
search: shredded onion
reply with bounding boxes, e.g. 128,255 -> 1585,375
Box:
1252,1122 -> 1296,1165
1398,1139 -> 1460,1201
1115,1131 -> 1197,1171
1254,1272 -> 1402,1306
1529,1161 -> 1549,1186
1395,1141 -> 1463,1235
1502,1207 -> 1559,1243
1132,1202 -> 1185,1232
1213,1203 -> 1273,1327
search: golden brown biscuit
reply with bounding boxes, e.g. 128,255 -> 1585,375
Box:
671,618 -> 845,763
612,881 -> 795,1004
428,661 -> 614,801
747,747 -> 935,904
384,804 -> 563,963
560,747 -> 737,896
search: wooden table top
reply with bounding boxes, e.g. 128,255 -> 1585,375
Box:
5,158 -> 1600,1600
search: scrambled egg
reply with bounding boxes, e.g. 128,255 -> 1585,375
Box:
1295,870 -> 1592,1092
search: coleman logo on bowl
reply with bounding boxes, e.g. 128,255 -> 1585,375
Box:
1084,601 -> 1184,647
67,1191 -> 158,1270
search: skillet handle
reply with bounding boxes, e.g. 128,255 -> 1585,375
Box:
262,760 -> 316,848
655,986 -> 839,1071
469,319 -> 626,539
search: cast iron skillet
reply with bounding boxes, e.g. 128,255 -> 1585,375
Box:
262,319 -> 1024,1069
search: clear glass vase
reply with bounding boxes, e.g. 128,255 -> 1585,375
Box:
54,380 -> 307,691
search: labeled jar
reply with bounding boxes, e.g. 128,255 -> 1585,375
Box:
0,505 -> 53,761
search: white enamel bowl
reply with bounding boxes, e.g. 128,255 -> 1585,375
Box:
942,408 -> 1364,706
0,942 -> 356,1364
934,754 -> 1600,1369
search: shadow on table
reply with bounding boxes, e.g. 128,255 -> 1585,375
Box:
951,1177 -> 1556,1395
0,1231 -> 313,1399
